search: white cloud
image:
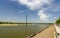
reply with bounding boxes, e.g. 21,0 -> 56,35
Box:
19,0 -> 28,4
17,0 -> 55,22
17,0 -> 56,22
38,10 -> 49,21
18,0 -> 54,10
18,11 -> 25,13
10,0 -> 17,1
54,17 -> 57,20
53,6 -> 60,12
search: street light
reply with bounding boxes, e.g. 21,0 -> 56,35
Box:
26,15 -> 28,27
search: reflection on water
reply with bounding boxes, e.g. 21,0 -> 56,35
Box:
0,24 -> 50,38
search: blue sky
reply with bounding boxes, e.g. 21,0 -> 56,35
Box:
0,0 -> 60,23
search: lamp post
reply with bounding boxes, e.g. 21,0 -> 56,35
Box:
20,11 -> 28,27
26,15 -> 27,27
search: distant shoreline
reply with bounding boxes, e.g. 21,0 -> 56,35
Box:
0,24 -> 18,26
0,22 -> 53,24
0,23 -> 53,26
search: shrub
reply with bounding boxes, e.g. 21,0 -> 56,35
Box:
55,17 -> 60,25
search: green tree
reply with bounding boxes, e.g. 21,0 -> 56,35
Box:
55,17 -> 60,24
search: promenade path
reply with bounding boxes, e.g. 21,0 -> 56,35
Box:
32,25 -> 55,38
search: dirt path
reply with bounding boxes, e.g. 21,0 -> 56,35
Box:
32,25 -> 54,38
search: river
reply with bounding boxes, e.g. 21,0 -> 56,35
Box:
0,24 -> 51,38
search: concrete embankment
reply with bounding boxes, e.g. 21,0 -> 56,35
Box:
27,25 -> 53,38
31,25 -> 54,38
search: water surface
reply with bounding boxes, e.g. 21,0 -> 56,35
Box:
0,24 -> 50,38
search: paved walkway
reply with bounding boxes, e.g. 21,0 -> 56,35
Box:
54,24 -> 60,38
32,25 -> 55,38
